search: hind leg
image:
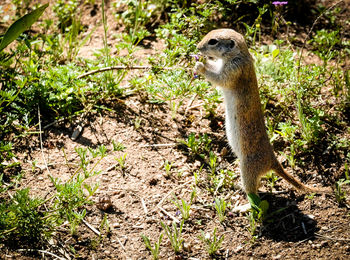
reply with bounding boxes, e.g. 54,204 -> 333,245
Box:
241,165 -> 261,195
232,162 -> 262,213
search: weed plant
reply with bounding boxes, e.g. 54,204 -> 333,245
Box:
0,146 -> 105,245
335,178 -> 350,206
247,193 -> 270,238
199,227 -> 225,257
255,42 -> 348,169
171,190 -> 196,221
163,160 -> 173,177
179,133 -> 212,159
214,198 -> 227,223
115,153 -> 128,173
112,140 -> 126,151
263,171 -> 279,191
0,188 -> 49,245
141,233 -> 163,260
246,193 -> 288,238
161,220 -> 184,254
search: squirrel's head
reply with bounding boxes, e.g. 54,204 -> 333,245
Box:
197,29 -> 250,61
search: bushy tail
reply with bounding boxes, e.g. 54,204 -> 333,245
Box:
271,161 -> 332,193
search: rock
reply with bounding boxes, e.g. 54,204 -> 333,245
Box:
306,214 -> 315,219
96,195 -> 113,211
234,245 -> 243,253
112,222 -> 120,228
183,242 -> 192,252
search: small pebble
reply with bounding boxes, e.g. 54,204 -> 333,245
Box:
234,245 -> 243,253
182,171 -> 191,177
320,241 -> 328,247
194,160 -> 201,168
306,214 -> 315,219
183,242 -> 192,252
96,195 -> 113,211
112,222 -> 120,228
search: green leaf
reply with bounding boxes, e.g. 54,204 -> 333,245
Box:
258,200 -> 269,214
0,3 -> 49,52
247,193 -> 261,209
272,48 -> 280,59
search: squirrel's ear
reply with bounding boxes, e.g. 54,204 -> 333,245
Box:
229,40 -> 235,49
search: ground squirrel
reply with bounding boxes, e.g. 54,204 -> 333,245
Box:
194,29 -> 326,209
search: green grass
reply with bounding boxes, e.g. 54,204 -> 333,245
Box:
0,146 -> 105,245
161,220 -> 184,254
141,233 -> 163,260
199,227 -> 225,257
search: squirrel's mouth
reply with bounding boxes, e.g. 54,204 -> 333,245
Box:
201,54 -> 215,60
204,55 -> 217,62
192,53 -> 216,62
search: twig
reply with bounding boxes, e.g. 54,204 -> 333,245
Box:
17,249 -> 67,260
141,197 -> 148,215
152,179 -> 193,212
43,117 -> 66,130
191,205 -> 211,212
77,65 -> 151,79
38,105 -> 51,175
116,235 -> 126,251
295,237 -> 312,246
76,65 -> 183,79
158,206 -> 180,223
184,93 -> 198,115
185,102 -> 204,112
82,219 -> 101,236
140,143 -> 177,148
131,224 -> 144,229
120,191 -> 149,216
314,232 -> 350,242
106,163 -> 119,172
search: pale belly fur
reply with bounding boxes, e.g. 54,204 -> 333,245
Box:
221,88 -> 241,159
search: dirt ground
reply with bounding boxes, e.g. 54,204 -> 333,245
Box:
15,99 -> 350,259
1,0 -> 350,259
8,98 -> 350,260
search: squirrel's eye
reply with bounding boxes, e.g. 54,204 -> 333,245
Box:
229,40 -> 235,49
208,39 -> 218,45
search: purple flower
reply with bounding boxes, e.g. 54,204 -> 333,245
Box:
190,54 -> 200,61
272,1 -> 288,6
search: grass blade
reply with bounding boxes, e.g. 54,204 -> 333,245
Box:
0,3 -> 49,52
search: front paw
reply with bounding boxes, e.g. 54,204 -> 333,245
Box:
194,62 -> 205,75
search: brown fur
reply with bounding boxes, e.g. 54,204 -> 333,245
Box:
195,29 -> 330,195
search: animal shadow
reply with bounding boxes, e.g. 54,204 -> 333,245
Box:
258,192 -> 318,242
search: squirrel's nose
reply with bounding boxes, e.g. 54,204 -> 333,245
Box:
197,44 -> 205,52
